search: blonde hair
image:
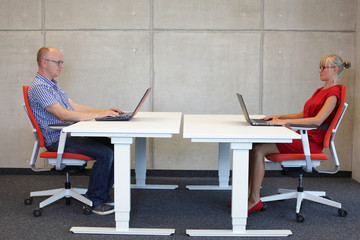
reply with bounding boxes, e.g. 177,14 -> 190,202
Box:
320,54 -> 351,76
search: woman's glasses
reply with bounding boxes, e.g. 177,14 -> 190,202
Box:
319,66 -> 336,71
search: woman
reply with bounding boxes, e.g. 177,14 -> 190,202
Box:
247,54 -> 351,214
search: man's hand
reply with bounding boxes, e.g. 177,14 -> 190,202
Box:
101,108 -> 124,118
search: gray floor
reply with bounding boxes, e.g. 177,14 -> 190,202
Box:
1,174 -> 359,240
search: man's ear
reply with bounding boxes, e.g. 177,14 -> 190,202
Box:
40,58 -> 47,68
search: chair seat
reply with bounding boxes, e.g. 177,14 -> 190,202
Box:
40,151 -> 94,161
266,153 -> 328,162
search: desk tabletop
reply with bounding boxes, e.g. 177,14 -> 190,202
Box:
183,114 -> 301,143
63,112 -> 182,138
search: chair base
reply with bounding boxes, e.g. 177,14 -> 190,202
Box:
261,188 -> 342,214
27,171 -> 92,213
30,187 -> 92,208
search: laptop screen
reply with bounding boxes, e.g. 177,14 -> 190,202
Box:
236,93 -> 253,125
130,88 -> 151,117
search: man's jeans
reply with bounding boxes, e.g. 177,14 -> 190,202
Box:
47,137 -> 114,207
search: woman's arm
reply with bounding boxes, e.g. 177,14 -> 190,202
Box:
267,95 -> 337,126
264,111 -> 303,121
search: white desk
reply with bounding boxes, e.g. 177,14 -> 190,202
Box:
63,112 -> 182,235
183,114 -> 301,237
186,115 -> 266,191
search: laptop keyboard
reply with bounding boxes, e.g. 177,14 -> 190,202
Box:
95,114 -> 131,121
253,119 -> 267,124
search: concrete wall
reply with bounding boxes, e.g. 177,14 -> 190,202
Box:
353,0 -> 360,182
0,0 -> 357,173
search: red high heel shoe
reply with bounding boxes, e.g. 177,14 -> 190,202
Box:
228,201 -> 265,213
248,201 -> 263,214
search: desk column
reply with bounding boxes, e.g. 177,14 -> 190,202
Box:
218,143 -> 230,188
135,137 -> 146,186
112,137 -> 133,231
231,142 -> 252,233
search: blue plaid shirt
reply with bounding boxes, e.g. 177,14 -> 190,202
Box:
28,73 -> 74,147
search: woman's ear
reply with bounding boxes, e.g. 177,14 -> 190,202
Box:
332,67 -> 340,75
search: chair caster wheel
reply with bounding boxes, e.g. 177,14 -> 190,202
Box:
296,213 -> 304,223
83,205 -> 92,215
338,208 -> 347,217
261,203 -> 267,212
33,208 -> 42,217
24,197 -> 33,205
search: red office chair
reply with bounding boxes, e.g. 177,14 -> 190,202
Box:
261,85 -> 348,222
23,85 -> 94,217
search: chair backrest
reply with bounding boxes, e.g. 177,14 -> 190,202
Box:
23,85 -> 46,148
322,85 -> 346,149
23,85 -> 94,171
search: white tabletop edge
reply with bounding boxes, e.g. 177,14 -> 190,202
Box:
62,112 -> 182,137
189,137 -> 298,143
183,114 -> 301,142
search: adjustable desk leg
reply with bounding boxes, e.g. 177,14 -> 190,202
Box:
186,142 -> 231,190
186,142 -> 291,237
132,138 -> 178,190
71,137 -> 174,235
218,143 -> 231,188
231,143 -> 250,233
134,137 -> 147,186
114,139 -> 132,231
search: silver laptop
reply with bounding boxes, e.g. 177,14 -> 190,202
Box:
236,93 -> 280,126
96,88 -> 151,121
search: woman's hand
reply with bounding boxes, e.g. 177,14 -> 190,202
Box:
266,118 -> 288,126
262,115 -> 287,126
262,115 -> 279,121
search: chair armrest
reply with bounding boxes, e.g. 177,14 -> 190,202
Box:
289,126 -> 314,173
289,124 -> 318,131
55,130 -> 68,170
49,123 -> 73,130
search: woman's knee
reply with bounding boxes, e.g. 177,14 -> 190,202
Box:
252,143 -> 278,159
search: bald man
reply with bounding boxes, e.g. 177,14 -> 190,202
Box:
28,46 -> 122,215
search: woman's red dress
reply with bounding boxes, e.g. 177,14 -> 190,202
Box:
276,85 -> 341,154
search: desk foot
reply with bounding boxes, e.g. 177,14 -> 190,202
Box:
186,229 -> 292,237
71,227 -> 175,235
186,185 -> 231,190
131,184 -> 178,190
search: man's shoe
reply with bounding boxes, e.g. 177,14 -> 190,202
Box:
92,203 -> 115,215
104,195 -> 114,206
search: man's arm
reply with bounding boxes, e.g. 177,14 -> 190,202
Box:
45,101 -> 122,122
69,98 -> 122,114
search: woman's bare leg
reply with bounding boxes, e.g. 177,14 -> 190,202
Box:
248,143 -> 279,210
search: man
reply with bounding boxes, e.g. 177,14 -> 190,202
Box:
28,46 -> 123,215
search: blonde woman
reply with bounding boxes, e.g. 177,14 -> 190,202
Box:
247,54 -> 351,214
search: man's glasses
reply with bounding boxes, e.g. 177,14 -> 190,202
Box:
319,66 -> 336,71
45,59 -> 64,67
